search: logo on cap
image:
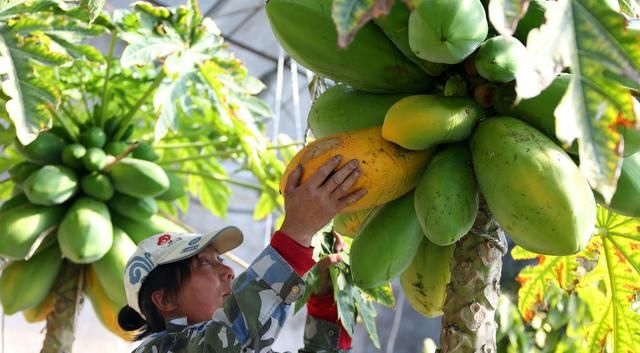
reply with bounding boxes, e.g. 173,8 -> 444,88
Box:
157,234 -> 172,246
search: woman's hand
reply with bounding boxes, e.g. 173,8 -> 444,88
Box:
279,155 -> 367,247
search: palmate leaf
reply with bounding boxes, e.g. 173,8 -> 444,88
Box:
514,0 -> 640,202
512,245 -> 593,322
332,0 -> 393,48
79,0 -> 105,22
0,2 -> 106,144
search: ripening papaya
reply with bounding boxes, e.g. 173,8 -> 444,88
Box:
58,197 -> 113,263
23,165 -> 79,206
374,1 -> 448,77
91,227 -> 136,307
22,291 -> 55,323
408,0 -> 488,64
112,214 -> 186,244
280,127 -> 433,213
0,245 -> 63,315
0,203 -> 65,259
475,36 -> 526,83
333,208 -> 373,238
471,117 -> 597,255
400,238 -> 454,317
308,85 -> 409,139
599,152 -> 640,217
15,131 -> 65,164
382,95 -> 484,150
109,158 -> 170,198
351,190 -> 424,288
265,0 -> 431,93
84,267 -> 136,341
415,144 -> 478,246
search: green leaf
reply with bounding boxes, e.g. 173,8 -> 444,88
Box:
253,191 -> 277,220
153,72 -> 193,140
332,0 -> 393,48
331,266 -> 357,336
353,289 -> 380,348
488,0 -> 531,36
361,282 -> 395,308
80,0 -> 105,22
120,35 -> 183,68
514,0 -> 640,202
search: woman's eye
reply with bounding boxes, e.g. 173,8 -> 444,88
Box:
217,256 -> 224,263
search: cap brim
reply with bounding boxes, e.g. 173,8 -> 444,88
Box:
203,226 -> 244,254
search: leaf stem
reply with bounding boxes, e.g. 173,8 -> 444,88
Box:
113,71 -> 166,141
154,140 -> 231,150
102,142 -> 138,173
98,32 -> 118,128
46,104 -> 79,142
80,84 -> 92,121
157,143 -> 304,165
169,169 -> 262,192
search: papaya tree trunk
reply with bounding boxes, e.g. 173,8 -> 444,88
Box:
439,199 -> 507,353
41,261 -> 84,353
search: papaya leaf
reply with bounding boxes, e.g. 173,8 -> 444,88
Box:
253,191 -> 277,220
331,266 -> 357,336
515,0 -> 640,202
354,288 -> 381,349
361,282 -> 395,308
79,0 -> 105,22
488,0 -> 531,36
332,0 -> 394,48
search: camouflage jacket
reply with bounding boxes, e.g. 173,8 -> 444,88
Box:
131,246 -> 351,353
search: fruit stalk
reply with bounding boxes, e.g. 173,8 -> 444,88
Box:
40,261 -> 84,353
439,199 -> 507,353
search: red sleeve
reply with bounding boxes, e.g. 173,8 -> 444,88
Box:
270,231 -> 316,276
307,293 -> 353,350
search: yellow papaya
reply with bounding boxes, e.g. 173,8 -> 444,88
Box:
280,127 -> 433,213
333,208 -> 373,238
382,95 -> 484,150
400,239 -> 454,318
85,267 -> 136,341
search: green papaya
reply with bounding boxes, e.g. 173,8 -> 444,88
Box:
308,85 -> 409,139
23,165 -> 79,206
514,0 -> 546,44
104,141 -> 128,156
382,95 -> 485,150
83,147 -> 107,172
109,158 -> 169,198
373,1 -> 448,76
132,142 -> 159,161
108,193 -> 157,221
475,36 -> 526,83
81,173 -> 114,201
91,227 -> 136,307
471,117 -> 596,255
156,170 -> 186,201
265,0 -> 431,93
62,143 -> 87,170
333,208 -> 373,238
600,153 -> 640,217
8,161 -> 40,184
0,193 -> 29,213
80,127 -> 107,148
351,190 -> 424,288
0,245 -> 63,315
112,214 -> 186,244
415,144 -> 478,246
58,197 -> 113,263
16,131 -> 65,164
400,239 -> 454,317
408,0 -> 488,64
0,203 -> 65,259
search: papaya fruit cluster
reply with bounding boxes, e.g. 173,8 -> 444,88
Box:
269,0 -> 640,318
0,123 -> 187,339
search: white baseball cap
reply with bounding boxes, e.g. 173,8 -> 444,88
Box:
123,227 -> 243,317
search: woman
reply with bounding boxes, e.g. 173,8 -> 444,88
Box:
119,155 -> 366,353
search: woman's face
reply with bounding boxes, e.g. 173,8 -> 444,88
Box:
175,243 -> 235,324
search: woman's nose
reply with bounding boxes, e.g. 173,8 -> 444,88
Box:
222,265 -> 235,281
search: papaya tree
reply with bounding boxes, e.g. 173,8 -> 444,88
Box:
0,1 -> 290,352
266,0 -> 640,352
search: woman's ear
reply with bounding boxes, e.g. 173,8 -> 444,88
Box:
150,289 -> 179,317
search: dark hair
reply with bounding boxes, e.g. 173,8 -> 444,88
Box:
118,257 -> 195,340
